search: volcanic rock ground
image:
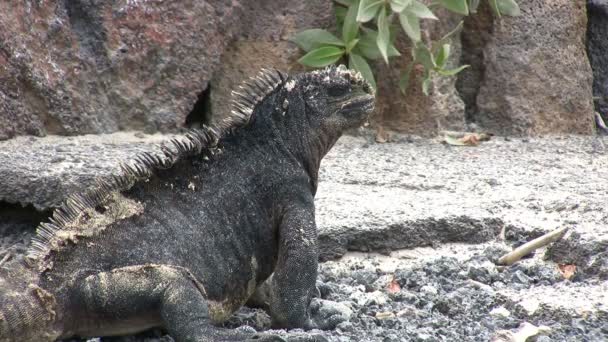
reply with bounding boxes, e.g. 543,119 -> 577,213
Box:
1,132 -> 607,341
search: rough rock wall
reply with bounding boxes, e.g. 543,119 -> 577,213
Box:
0,0 -> 599,139
587,0 -> 608,122
0,0 -> 244,140
208,0 -> 332,124
456,4 -> 494,125
458,0 -> 595,135
0,132 -> 170,210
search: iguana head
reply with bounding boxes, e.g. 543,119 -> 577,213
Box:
285,64 -> 375,133
226,65 -> 375,188
268,65 -> 375,188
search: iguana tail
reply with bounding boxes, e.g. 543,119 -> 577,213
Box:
0,266 -> 60,341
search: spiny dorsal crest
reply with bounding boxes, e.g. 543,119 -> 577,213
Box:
222,68 -> 286,130
26,68 -> 287,264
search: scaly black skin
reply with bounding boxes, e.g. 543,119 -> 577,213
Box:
0,66 -> 374,342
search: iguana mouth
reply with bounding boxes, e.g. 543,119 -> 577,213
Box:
341,94 -> 375,115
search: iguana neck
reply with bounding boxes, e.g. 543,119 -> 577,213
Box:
239,92 -> 340,195
280,117 -> 340,196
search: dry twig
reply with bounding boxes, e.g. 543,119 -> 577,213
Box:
497,227 -> 569,265
0,252 -> 11,268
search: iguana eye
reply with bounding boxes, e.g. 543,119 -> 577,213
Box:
327,84 -> 350,97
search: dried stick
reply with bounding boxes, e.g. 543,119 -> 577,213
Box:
0,253 -> 11,268
497,227 -> 569,265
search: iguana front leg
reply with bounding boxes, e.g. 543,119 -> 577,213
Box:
269,193 -> 353,332
267,194 -> 319,329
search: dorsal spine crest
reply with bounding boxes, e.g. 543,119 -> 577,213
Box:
27,68 -> 286,263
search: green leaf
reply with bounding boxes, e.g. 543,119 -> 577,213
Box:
438,21 -> 464,43
496,0 -> 520,16
431,21 -> 463,52
390,0 -> 412,13
436,64 -> 469,76
349,53 -> 377,90
399,10 -> 421,41
439,0 -> 469,15
355,28 -> 400,60
346,38 -> 360,53
336,6 -> 348,26
399,62 -> 414,94
298,46 -> 345,67
488,0 -> 500,16
291,29 -> 345,52
434,44 -> 450,68
357,0 -> 384,22
343,0 -> 360,44
408,1 -> 438,19
354,33 -> 381,59
335,0 -> 355,5
413,42 -> 435,70
376,6 -> 391,64
468,0 -> 480,13
422,74 -> 431,95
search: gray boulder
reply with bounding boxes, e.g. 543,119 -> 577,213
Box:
0,1 -> 333,140
0,132 -> 169,210
587,0 -> 608,123
458,0 -> 595,135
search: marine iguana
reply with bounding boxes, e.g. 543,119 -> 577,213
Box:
0,65 -> 374,342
